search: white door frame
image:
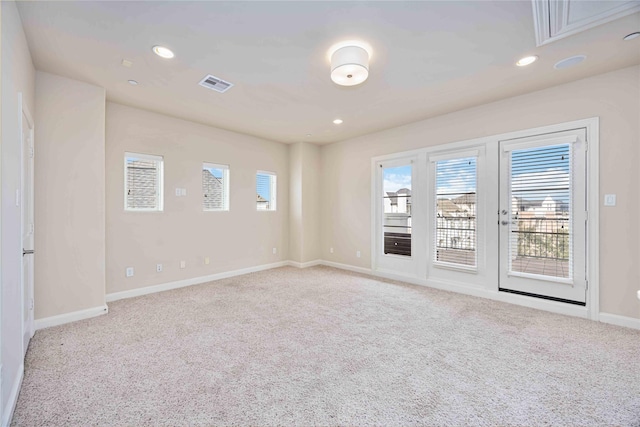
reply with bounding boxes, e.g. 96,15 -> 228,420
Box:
19,92 -> 35,356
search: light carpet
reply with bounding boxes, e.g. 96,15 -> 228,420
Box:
11,266 -> 640,426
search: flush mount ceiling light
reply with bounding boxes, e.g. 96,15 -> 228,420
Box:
128,80 -> 139,86
623,32 -> 640,41
329,41 -> 372,86
554,55 -> 586,70
333,119 -> 343,125
152,45 -> 174,59
516,55 -> 538,67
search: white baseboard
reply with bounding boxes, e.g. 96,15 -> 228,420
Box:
34,305 -> 109,330
2,363 -> 23,427
106,261 -> 289,302
287,259 -> 322,269
319,260 -> 372,275
599,312 -> 640,330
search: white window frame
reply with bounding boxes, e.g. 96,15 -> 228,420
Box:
124,152 -> 164,212
202,162 -> 230,212
256,170 -> 277,211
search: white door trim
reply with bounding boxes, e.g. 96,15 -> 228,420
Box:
19,92 -> 35,358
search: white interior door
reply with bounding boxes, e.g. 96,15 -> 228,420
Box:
499,128 -> 587,304
21,109 -> 35,355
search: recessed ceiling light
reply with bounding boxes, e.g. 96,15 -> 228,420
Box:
152,45 -> 174,59
554,55 -> 586,70
306,134 -> 312,137
516,55 -> 538,67
623,32 -> 640,41
333,119 -> 343,125
128,80 -> 139,86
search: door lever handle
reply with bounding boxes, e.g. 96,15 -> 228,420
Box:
501,221 -> 510,226
23,249 -> 34,256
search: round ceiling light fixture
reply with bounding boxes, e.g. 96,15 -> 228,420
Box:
128,80 -> 139,86
152,45 -> 175,59
333,119 -> 343,125
554,55 -> 586,70
329,42 -> 371,86
623,32 -> 640,41
516,55 -> 538,67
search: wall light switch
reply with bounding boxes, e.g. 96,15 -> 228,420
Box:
126,267 -> 134,277
356,251 -> 361,258
181,188 -> 187,196
604,194 -> 616,206
175,188 -> 181,197
180,260 -> 186,269
204,257 -> 210,265
330,247 -> 334,254
272,247 -> 277,255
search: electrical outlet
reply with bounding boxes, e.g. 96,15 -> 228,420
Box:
156,263 -> 163,273
126,267 -> 134,277
604,194 -> 616,206
330,247 -> 334,254
180,260 -> 186,269
272,247 -> 277,254
356,251 -> 361,258
204,257 -> 210,265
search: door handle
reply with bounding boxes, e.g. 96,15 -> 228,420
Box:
501,221 -> 510,226
23,249 -> 34,256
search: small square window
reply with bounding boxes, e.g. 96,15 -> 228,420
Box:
125,152 -> 163,211
203,163 -> 229,211
256,171 -> 276,211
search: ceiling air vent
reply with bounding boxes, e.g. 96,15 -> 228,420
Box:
199,74 -> 234,93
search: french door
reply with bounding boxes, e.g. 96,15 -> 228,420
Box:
373,121 -> 593,310
374,155 -> 423,277
498,128 -> 587,304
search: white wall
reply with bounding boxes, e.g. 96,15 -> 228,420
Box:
34,71 -> 106,319
0,1 -> 35,422
320,65 -> 640,320
105,103 -> 289,295
289,142 -> 320,264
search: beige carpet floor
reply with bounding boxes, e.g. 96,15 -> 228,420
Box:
11,266 -> 640,426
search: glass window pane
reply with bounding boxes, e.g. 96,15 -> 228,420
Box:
435,157 -> 476,267
383,165 -> 412,256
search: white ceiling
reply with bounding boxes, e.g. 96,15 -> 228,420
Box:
16,1 -> 640,145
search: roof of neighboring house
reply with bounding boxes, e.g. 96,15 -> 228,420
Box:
452,193 -> 476,205
437,199 -> 462,215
